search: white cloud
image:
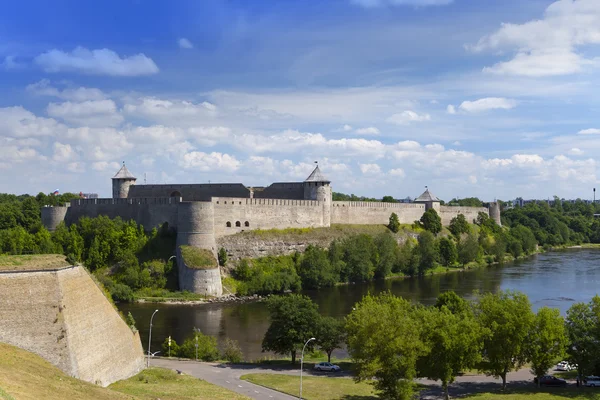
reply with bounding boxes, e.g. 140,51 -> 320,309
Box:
178,38 -> 194,49
26,80 -> 106,102
458,97 -> 517,113
389,168 -> 405,178
34,47 -> 159,76
446,104 -> 456,114
123,97 -> 217,124
350,0 -> 453,7
180,151 -> 241,172
578,128 -> 600,135
52,142 -> 77,162
355,126 -> 380,135
568,148 -> 584,155
387,110 -> 431,125
453,141 -> 461,146
47,100 -> 123,127
92,161 -> 120,171
0,106 -> 65,138
341,124 -> 353,132
359,163 -> 381,174
1,56 -> 22,70
469,0 -> 600,77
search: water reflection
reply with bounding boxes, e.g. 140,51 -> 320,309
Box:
119,248 -> 600,361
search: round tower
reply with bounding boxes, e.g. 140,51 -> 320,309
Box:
111,162 -> 136,199
489,202 -> 502,226
303,165 -> 331,200
41,205 -> 69,231
317,185 -> 332,227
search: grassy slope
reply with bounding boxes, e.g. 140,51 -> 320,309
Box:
0,342 -> 250,400
0,254 -> 69,272
179,245 -> 218,270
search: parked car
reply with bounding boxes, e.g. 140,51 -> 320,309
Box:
534,375 -> 567,387
556,361 -> 575,371
584,376 -> 600,387
313,362 -> 341,372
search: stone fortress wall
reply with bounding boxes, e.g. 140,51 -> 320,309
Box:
41,164 -> 501,295
0,265 -> 145,386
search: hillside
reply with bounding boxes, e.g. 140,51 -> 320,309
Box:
0,342 -> 249,400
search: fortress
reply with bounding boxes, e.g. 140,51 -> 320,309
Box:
42,163 -> 501,296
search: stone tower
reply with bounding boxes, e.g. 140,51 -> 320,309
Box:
414,187 -> 441,212
112,162 -> 136,199
489,202 -> 502,226
304,165 -> 332,226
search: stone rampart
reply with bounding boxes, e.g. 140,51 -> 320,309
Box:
176,202 -> 216,254
0,265 -> 144,386
439,206 -> 489,225
212,197 -> 325,238
331,201 -> 426,225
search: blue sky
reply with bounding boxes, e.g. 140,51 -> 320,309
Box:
2,0 -> 600,200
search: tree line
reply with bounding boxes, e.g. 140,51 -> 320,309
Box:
262,291 -> 600,400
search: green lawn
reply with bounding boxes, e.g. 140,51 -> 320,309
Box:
465,388 -> 600,400
240,373 -> 377,400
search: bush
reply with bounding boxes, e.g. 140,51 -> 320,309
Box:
222,338 -> 244,363
179,329 -> 220,361
162,336 -> 180,357
388,213 -> 400,233
234,256 -> 301,296
218,247 -> 228,266
110,282 -> 135,302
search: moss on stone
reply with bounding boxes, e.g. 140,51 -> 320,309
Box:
179,246 -> 218,270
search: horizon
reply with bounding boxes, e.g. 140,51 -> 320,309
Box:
2,0 -> 600,200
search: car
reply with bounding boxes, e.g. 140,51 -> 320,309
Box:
313,362 -> 341,372
556,361 -> 575,371
534,375 -> 567,387
584,376 -> 600,387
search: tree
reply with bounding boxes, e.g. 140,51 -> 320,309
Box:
317,317 -> 345,362
374,233 -> 397,278
218,247 -> 228,266
435,291 -> 469,315
449,214 -> 470,238
297,245 -> 339,289
382,196 -> 397,203
418,307 -> 485,400
526,307 -> 567,386
388,212 -> 400,233
346,292 -> 427,400
438,237 -> 458,267
222,338 -> 244,363
262,294 -> 320,363
458,233 -> 481,265
476,290 -> 534,389
179,328 -> 220,361
126,311 -> 137,332
420,208 -> 442,235
341,234 -> 376,282
565,298 -> 600,380
417,231 -> 437,275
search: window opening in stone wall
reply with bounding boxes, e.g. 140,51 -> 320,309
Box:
226,221 -> 231,227
235,221 -> 241,227
170,191 -> 182,197
245,221 -> 249,227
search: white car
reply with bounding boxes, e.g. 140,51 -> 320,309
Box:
313,362 -> 341,372
584,376 -> 600,387
556,361 -> 574,371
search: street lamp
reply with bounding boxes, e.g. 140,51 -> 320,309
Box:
299,337 -> 316,400
147,309 -> 159,367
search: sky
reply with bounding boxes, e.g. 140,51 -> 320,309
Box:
2,0 -> 600,201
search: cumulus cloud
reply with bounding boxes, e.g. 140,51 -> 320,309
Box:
350,0 -> 453,7
0,106 -> 65,138
1,56 -> 23,70
469,0 -> 600,77
389,168 -> 405,178
92,161 -> 120,171
47,100 -> 123,127
446,105 -> 456,114
123,97 -> 217,124
178,38 -> 194,49
26,80 -> 106,102
355,126 -> 380,135
34,47 -> 159,76
359,163 -> 382,174
458,97 -> 517,113
568,148 -> 584,155
180,151 -> 241,172
578,128 -> 600,135
387,110 -> 431,125
52,142 -> 77,162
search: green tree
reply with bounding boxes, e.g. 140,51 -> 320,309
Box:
297,245 -> 338,289
179,328 -> 220,361
346,292 -> 427,400
420,208 -> 442,235
565,298 -> 600,380
476,290 -> 534,389
510,225 -> 537,254
526,307 -> 567,386
417,231 -> 437,275
317,317 -> 345,363
162,336 -> 180,358
382,196 -> 397,203
388,212 -> 400,233
341,234 -> 376,282
449,214 -> 470,238
418,307 -> 485,400
438,237 -> 458,267
374,233 -> 397,278
126,312 -> 137,331
458,232 -> 480,265
218,247 -> 228,266
262,294 -> 320,363
222,338 -> 244,363
435,291 -> 469,315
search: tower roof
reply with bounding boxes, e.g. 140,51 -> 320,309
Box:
112,163 -> 136,180
414,188 -> 440,202
304,165 -> 330,183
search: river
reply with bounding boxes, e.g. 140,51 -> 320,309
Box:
118,248 -> 600,360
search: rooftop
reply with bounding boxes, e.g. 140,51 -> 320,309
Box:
112,163 -> 136,180
414,188 -> 440,203
304,165 -> 330,183
0,254 -> 71,272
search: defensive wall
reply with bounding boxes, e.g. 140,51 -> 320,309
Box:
0,265 -> 145,386
439,205 -> 490,225
331,201 -> 426,225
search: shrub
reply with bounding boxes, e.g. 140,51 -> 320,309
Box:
179,329 -> 220,361
162,336 -> 180,358
222,338 -> 244,363
218,247 -> 228,266
388,213 -> 400,233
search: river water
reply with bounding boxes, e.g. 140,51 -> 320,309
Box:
118,248 -> 600,360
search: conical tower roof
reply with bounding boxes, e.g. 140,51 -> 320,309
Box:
112,163 -> 136,180
304,165 -> 330,183
414,188 -> 439,202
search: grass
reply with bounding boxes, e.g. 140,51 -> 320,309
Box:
110,368 -> 251,400
179,245 -> 218,270
0,342 -> 250,400
0,254 -> 69,272
221,275 -> 241,295
240,373 -> 378,400
134,287 -> 210,302
464,388 -> 600,399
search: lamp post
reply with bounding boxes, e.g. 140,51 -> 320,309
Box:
147,309 -> 159,367
299,337 -> 316,400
